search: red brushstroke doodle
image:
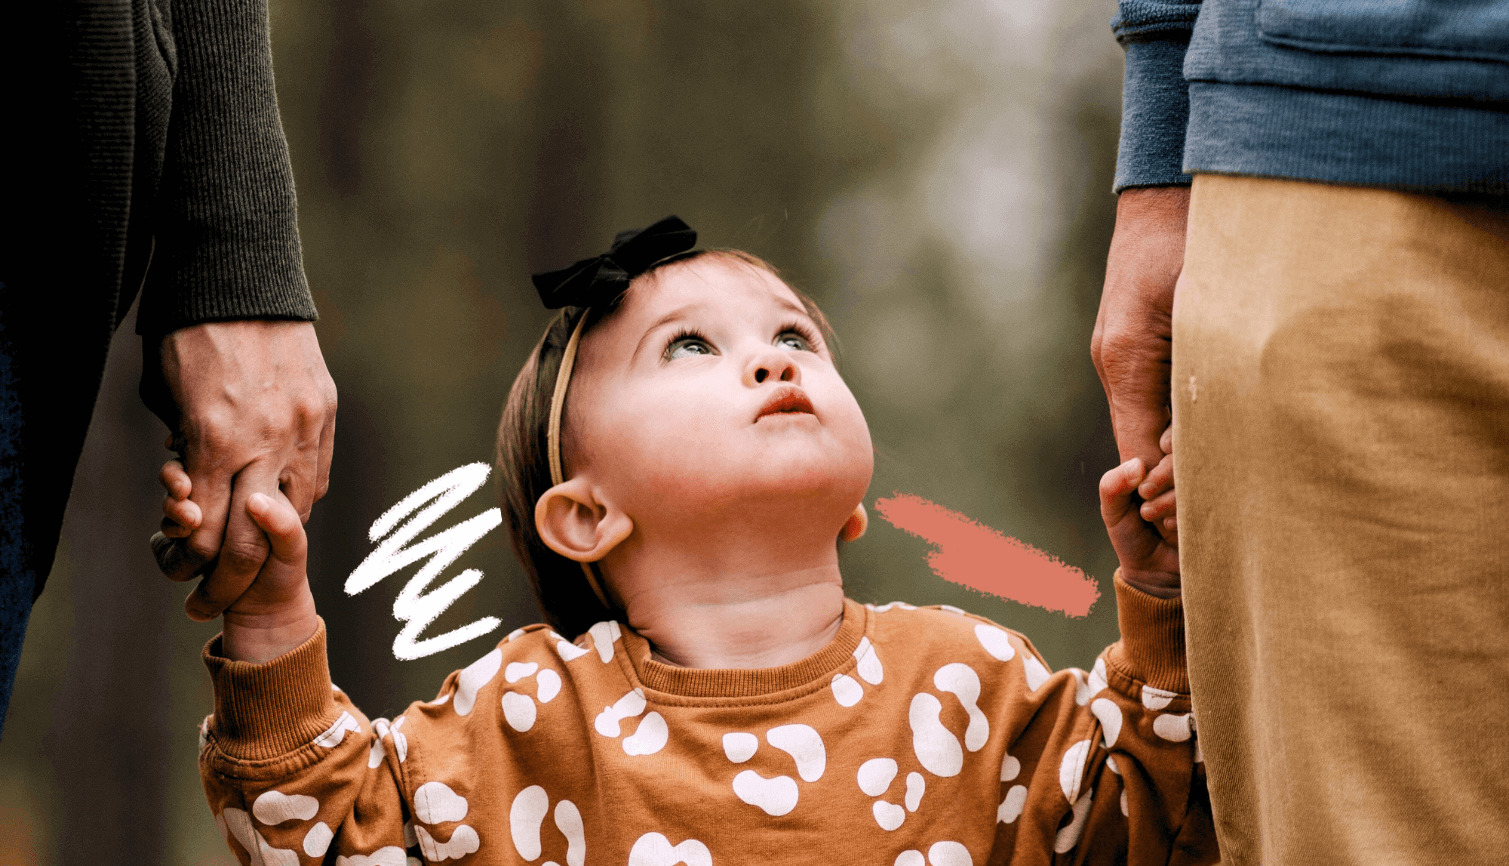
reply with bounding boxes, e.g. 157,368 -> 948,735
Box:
874,493 -> 1100,617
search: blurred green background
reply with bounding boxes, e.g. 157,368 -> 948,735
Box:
0,0 -> 1131,861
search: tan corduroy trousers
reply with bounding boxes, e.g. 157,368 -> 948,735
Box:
1172,175 -> 1509,866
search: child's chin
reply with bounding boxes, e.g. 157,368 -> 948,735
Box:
740,461 -> 871,507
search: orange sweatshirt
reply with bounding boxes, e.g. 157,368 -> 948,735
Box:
199,574 -> 1215,865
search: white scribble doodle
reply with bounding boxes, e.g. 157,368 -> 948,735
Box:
346,462 -> 503,660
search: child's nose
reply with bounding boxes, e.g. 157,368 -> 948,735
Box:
745,347 -> 802,387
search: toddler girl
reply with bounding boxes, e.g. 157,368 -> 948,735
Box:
173,217 -> 1211,865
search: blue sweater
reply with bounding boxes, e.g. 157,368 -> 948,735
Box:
1113,0 -> 1509,194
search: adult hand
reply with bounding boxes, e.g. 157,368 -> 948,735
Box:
1092,185 -> 1189,481
145,320 -> 337,621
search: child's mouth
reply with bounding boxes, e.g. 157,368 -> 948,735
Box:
756,387 -> 816,421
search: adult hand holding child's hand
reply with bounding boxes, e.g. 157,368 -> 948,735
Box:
144,320 -> 337,623
159,460 -> 318,663
1100,425 -> 1179,599
1093,186 -> 1187,546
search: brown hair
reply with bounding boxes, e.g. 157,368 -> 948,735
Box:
494,249 -> 838,638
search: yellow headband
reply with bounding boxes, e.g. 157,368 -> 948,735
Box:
546,309 -> 613,612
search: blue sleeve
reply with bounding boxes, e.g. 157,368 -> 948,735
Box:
1111,0 -> 1203,192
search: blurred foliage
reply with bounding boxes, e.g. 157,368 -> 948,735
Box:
0,0 -> 1127,861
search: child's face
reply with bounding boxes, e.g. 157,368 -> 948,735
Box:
566,256 -> 873,537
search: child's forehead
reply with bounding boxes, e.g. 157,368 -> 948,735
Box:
620,256 -> 801,320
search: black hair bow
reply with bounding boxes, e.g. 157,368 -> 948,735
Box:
531,215 -> 698,309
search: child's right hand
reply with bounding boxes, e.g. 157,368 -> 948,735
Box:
159,460 -> 318,661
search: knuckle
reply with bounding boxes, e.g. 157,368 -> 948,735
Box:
187,535 -> 221,562
293,396 -> 323,428
219,538 -> 270,571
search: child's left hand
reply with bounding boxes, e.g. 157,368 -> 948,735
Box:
1099,428 -> 1179,597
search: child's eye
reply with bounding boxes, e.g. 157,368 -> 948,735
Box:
665,329 -> 715,360
775,323 -> 818,353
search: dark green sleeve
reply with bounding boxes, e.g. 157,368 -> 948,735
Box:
135,0 -> 317,336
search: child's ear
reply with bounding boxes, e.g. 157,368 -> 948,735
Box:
535,478 -> 634,563
839,502 -> 868,542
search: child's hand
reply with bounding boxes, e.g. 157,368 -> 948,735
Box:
1137,425 -> 1176,540
1100,452 -> 1180,598
157,460 -> 317,661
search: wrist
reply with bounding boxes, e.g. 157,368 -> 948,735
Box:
222,590 -> 319,663
1117,568 -> 1180,599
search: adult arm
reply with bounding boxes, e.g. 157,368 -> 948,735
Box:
137,0 -> 336,619
1093,1 -> 1200,479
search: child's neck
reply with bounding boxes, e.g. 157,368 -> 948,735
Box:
608,534 -> 847,670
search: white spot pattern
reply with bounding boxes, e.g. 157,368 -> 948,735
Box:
1022,654 -> 1052,692
831,673 -> 863,707
623,712 -> 668,756
767,724 -> 825,782
628,832 -> 712,866
723,732 -> 758,763
905,772 -> 925,812
1142,686 -> 1176,711
732,770 -> 799,816
536,669 -> 562,703
368,720 -> 389,769
973,624 -> 1015,661
222,807 -> 300,866
414,781 -> 468,823
874,800 -> 906,830
997,785 -> 1028,823
415,824 -> 481,861
1060,739 -> 1092,804
1053,794 -> 1093,853
1153,713 -> 1192,742
854,637 -> 884,685
313,712 -> 361,748
303,822 -> 333,857
1072,670 -> 1092,706
335,848 -> 407,866
1091,697 -> 1123,748
594,689 -> 647,738
454,649 -> 502,716
389,716 -> 408,763
510,786 -> 549,860
1088,658 -> 1109,696
553,800 -> 587,866
1000,752 -> 1021,782
253,791 -> 318,825
857,758 -> 898,796
587,621 -> 622,663
909,693 -> 964,777
933,664 -> 988,751
508,786 -> 584,865
928,840 -> 973,866
502,691 -> 538,732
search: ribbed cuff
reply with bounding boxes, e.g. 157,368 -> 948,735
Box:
1114,37 -> 1194,193
1106,570 -> 1187,693
202,618 -> 340,762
